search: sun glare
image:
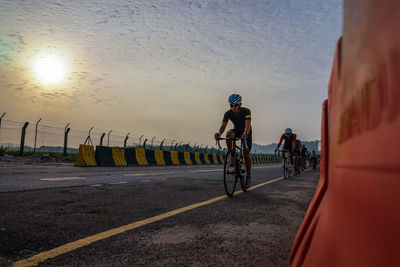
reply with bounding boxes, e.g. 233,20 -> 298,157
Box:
33,55 -> 66,85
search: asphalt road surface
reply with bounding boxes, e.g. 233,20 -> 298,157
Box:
0,163 -> 319,266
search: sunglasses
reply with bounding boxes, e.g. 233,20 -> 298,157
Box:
230,104 -> 239,108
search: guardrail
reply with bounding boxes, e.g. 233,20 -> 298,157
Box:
74,144 -> 282,167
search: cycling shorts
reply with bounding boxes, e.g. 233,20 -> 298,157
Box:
232,128 -> 252,151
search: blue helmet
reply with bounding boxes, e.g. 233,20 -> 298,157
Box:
285,128 -> 292,134
228,94 -> 242,104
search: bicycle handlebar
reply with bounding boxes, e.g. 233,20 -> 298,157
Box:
216,137 -> 248,150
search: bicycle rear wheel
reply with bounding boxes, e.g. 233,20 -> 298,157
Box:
224,152 -> 237,197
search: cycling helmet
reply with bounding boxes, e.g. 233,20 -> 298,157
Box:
285,128 -> 292,134
228,94 -> 242,104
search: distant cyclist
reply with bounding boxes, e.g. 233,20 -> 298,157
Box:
310,150 -> 318,169
214,94 -> 252,186
302,145 -> 308,170
274,128 -> 297,172
293,139 -> 303,172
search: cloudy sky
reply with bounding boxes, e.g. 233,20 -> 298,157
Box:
0,0 -> 342,145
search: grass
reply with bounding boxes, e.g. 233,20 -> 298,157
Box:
1,150 -> 77,158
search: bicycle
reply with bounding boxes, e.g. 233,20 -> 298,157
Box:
278,149 -> 292,179
216,137 -> 249,197
293,153 -> 302,176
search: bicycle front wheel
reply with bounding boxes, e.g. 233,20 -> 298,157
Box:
283,158 -> 291,179
223,152 -> 237,197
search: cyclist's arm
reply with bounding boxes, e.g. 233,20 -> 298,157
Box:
244,120 -> 251,135
275,135 -> 284,151
243,109 -> 251,135
218,121 -> 228,135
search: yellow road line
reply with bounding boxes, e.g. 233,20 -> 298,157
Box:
13,176 -> 283,267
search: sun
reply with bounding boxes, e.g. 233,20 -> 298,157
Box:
33,55 -> 66,85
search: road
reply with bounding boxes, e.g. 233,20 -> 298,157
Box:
0,163 -> 319,266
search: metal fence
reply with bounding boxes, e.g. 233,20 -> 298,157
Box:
0,113 -> 227,156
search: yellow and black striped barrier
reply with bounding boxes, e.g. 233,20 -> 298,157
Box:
74,145 -> 282,167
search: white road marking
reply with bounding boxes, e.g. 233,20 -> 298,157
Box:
124,171 -> 184,177
40,177 -> 86,182
110,181 -> 128,185
90,184 -> 102,187
190,169 -> 221,173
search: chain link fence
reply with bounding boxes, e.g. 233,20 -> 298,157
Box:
0,114 -> 225,156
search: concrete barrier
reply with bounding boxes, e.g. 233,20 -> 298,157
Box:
125,148 -> 138,166
163,150 -> 173,165
183,152 -> 192,165
194,152 -> 202,165
145,149 -> 157,166
135,148 -> 148,166
170,150 -> 180,165
74,144 -> 97,167
203,154 -> 211,165
154,150 -> 166,166
212,154 -> 219,164
219,154 -> 225,164
112,148 -> 127,166
95,146 -> 115,166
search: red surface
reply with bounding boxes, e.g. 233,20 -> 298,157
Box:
290,1 -> 400,266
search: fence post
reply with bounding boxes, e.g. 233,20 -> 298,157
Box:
160,138 -> 166,150
124,133 -> 130,148
174,142 -> 178,151
100,133 -> 105,146
151,136 -> 155,149
0,112 -> 5,128
63,127 -> 70,156
33,118 -> 41,152
143,138 -> 148,149
84,127 -> 94,145
186,142 -> 190,152
170,139 -> 175,151
19,122 -> 29,156
0,112 -> 5,145
139,135 -> 144,147
107,130 -> 112,147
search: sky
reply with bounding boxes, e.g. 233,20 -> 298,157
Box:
0,0 -> 342,146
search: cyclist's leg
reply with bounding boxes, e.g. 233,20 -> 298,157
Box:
289,150 -> 295,170
225,129 -> 235,151
244,134 -> 252,175
281,150 -> 286,163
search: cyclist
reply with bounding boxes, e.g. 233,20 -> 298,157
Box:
310,150 -> 318,169
302,145 -> 308,170
214,94 -> 252,187
274,128 -> 297,172
293,139 -> 303,173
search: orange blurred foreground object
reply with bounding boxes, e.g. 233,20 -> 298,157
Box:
290,0 -> 400,266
